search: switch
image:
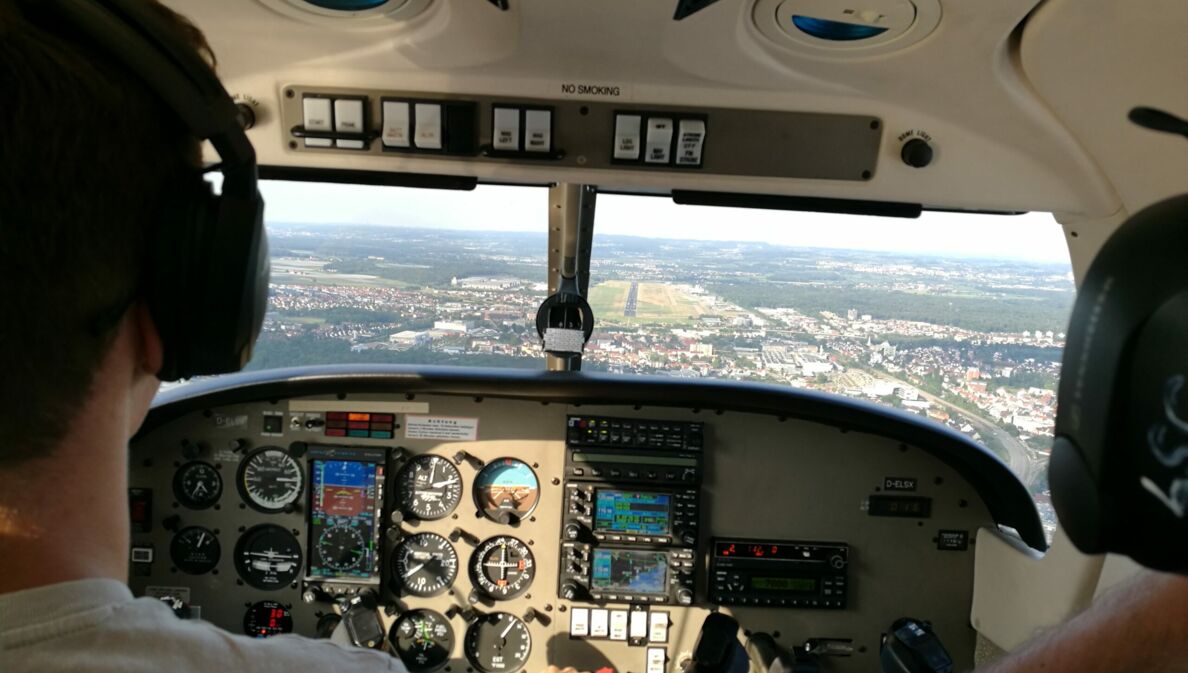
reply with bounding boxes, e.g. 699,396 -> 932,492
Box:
590,609 -> 610,638
645,118 -> 674,164
569,608 -> 590,637
130,546 -> 154,564
675,119 -> 706,166
646,648 -> 667,673
302,97 -> 333,148
609,610 -> 629,641
524,109 -> 552,153
492,107 -> 520,151
382,101 -> 411,148
414,103 -> 443,150
649,612 -> 669,643
333,99 -> 365,149
614,114 -> 642,160
630,610 -> 648,640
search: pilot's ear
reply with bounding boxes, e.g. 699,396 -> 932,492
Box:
133,301 -> 164,378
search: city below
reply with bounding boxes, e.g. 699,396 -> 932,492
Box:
245,222 -> 1074,539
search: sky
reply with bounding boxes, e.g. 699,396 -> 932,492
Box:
258,180 -> 1072,264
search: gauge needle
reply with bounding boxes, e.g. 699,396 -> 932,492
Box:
431,478 -> 458,487
500,620 -> 515,639
276,477 -> 301,483
197,532 -> 208,547
404,563 -> 426,577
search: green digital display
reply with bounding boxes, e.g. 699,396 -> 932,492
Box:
750,577 -> 816,593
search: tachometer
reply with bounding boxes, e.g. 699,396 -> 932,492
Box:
237,447 -> 304,513
234,524 -> 303,590
465,612 -> 531,673
317,523 -> 366,572
390,609 -> 454,672
397,454 -> 463,521
169,526 -> 221,575
392,532 -> 459,597
173,461 -> 222,509
243,600 -> 293,638
470,536 -> 534,600
473,459 -> 539,524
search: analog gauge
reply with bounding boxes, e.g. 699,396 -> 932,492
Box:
397,454 -> 463,521
470,536 -> 535,600
243,600 -> 293,638
473,459 -> 539,524
392,533 -> 459,597
237,447 -> 304,513
234,524 -> 303,590
170,526 -> 221,575
173,461 -> 222,510
390,609 -> 454,673
464,612 -> 531,673
317,523 -> 366,572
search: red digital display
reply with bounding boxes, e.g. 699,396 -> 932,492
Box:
714,541 -> 811,560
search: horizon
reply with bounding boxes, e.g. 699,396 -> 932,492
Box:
258,181 -> 1073,265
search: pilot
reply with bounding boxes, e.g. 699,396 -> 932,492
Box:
0,2 -> 1182,673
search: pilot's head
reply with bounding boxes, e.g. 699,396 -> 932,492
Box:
0,0 -> 213,463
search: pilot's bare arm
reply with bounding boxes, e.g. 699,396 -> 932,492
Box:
978,570 -> 1188,673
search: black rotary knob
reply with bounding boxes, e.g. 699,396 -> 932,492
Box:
564,523 -> 586,541
560,582 -> 583,601
901,138 -> 934,168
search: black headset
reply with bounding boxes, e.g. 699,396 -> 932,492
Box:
44,0 -> 269,381
1051,193 -> 1188,573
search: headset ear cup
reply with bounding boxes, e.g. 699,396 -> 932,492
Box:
1050,436 -> 1105,553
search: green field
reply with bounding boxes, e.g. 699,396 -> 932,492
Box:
588,281 -> 708,325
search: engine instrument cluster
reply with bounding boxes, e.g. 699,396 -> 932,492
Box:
127,381 -> 1023,673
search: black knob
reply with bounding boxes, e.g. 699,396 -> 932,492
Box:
676,588 -> 694,606
829,554 -> 847,569
560,582 -> 583,600
901,139 -> 933,168
676,527 -> 698,546
564,523 -> 586,540
235,102 -> 256,130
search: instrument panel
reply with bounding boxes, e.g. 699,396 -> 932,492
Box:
127,371 -> 1038,673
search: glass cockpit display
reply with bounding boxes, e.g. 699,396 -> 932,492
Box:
594,490 -> 672,536
307,446 -> 386,581
474,458 -> 539,524
591,549 -> 669,595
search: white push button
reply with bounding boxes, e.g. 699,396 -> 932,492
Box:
614,114 -> 642,160
382,101 -> 411,148
590,609 -> 609,637
302,97 -> 332,148
524,109 -> 552,153
647,648 -> 667,673
334,99 -> 365,149
675,119 -> 706,166
414,103 -> 443,149
492,107 -> 520,151
609,610 -> 629,641
649,612 -> 669,643
645,118 -> 674,164
630,610 -> 648,640
569,608 -> 590,637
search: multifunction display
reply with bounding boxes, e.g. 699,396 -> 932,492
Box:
591,549 -> 669,595
710,538 -> 849,609
307,445 -> 386,582
595,490 -> 671,536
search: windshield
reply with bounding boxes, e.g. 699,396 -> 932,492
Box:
231,181 -> 1073,540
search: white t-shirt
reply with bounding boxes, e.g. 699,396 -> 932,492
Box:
0,579 -> 398,672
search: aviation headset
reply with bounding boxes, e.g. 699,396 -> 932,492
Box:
43,0 -> 269,381
1051,193 -> 1188,573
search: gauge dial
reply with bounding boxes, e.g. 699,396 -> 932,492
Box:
237,447 -> 304,513
173,461 -> 222,510
243,600 -> 293,638
397,455 -> 463,521
465,612 -> 531,673
234,524 -> 303,590
317,523 -> 366,572
390,609 -> 454,673
170,526 -> 221,575
473,459 -> 539,524
393,532 -> 459,597
470,536 -> 535,600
